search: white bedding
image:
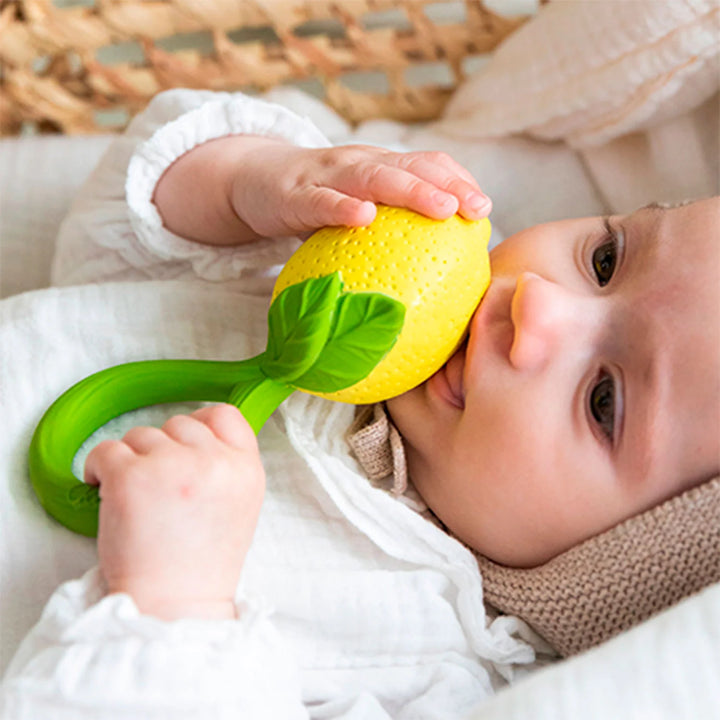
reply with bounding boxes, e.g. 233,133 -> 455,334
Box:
0,135 -> 113,299
1,0 -> 718,714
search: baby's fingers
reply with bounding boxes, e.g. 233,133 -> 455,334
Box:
84,439 -> 136,487
394,153 -> 491,219
405,150 -> 481,192
190,404 -> 261,453
343,163 -> 462,220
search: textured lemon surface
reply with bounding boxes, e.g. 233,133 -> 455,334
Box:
273,204 -> 491,403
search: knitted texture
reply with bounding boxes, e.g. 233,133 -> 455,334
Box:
348,403 -> 720,656
477,475 -> 720,656
347,404 -> 408,495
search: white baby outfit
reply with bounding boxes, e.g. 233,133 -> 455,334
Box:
0,90 -> 543,719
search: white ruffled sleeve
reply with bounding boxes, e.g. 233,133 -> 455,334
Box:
51,89 -> 332,289
0,568 -> 308,720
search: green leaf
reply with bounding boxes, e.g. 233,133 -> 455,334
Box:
292,291 -> 405,393
261,273 -> 344,383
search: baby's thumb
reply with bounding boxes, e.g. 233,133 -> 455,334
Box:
298,187 -> 376,231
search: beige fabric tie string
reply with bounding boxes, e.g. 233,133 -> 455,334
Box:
347,403 -> 720,657
347,403 -> 408,495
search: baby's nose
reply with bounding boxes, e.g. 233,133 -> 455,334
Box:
509,272 -> 592,371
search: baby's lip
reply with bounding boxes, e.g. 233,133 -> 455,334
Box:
442,337 -> 468,408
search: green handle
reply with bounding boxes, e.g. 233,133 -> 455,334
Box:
28,357 -> 291,537
28,273 -> 405,537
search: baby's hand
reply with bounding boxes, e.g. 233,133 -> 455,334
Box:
84,404 -> 264,621
231,140 -> 491,239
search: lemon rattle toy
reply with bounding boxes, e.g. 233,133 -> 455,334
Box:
29,205 -> 491,536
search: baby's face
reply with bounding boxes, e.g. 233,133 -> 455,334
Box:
387,197 -> 720,567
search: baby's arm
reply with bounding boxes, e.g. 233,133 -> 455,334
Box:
54,88 -> 490,288
52,89 -> 339,287
1,405 -> 308,718
153,135 -> 491,247
84,404 -> 262,621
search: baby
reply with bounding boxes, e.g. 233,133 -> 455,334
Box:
90,130 -> 720,610
2,89 -> 718,718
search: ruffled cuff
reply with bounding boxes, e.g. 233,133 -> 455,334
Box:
1,568 -> 307,719
126,91 -> 332,282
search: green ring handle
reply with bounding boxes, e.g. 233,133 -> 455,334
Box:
28,273 -> 406,536
28,357 -> 292,537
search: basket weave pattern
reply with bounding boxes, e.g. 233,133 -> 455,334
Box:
0,0 -> 529,135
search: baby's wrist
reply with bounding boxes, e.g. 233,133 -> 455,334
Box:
153,132 -> 291,246
227,136 -> 292,224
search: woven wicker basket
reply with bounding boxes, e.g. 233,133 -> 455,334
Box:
0,0 -> 534,135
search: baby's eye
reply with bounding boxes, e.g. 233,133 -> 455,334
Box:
591,222 -> 619,287
589,372 -> 615,442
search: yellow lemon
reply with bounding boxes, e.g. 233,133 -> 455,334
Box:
272,204 -> 491,403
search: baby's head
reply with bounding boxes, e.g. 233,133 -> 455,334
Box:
386,197 -> 719,648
